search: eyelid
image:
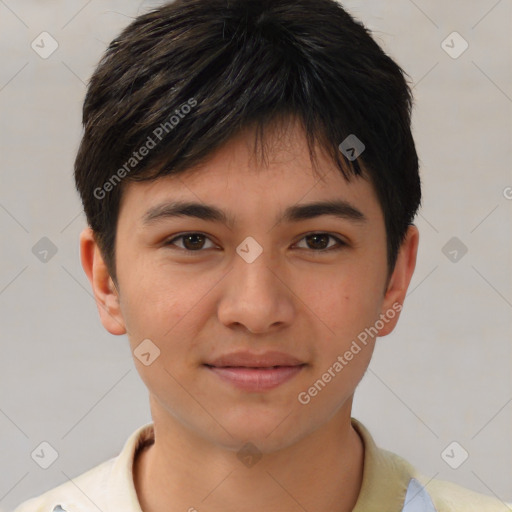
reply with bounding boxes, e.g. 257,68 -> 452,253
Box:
293,232 -> 347,251
164,232 -> 218,251
164,231 -> 347,253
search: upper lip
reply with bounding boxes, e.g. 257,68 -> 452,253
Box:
205,351 -> 305,368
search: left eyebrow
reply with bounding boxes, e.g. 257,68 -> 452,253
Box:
142,199 -> 367,228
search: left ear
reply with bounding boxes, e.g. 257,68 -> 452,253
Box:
377,224 -> 419,337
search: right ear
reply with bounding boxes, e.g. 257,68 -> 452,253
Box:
79,227 -> 127,335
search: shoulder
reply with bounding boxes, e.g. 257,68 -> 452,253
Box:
11,422 -> 154,512
415,473 -> 512,512
352,418 -> 511,512
11,458 -> 115,512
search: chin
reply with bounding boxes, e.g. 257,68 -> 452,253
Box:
202,406 -> 312,453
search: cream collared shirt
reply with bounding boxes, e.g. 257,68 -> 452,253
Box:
13,418 -> 511,512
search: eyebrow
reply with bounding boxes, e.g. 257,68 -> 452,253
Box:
142,199 -> 367,228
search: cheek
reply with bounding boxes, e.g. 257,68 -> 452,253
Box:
118,272 -> 183,344
119,267 -> 219,354
295,265 -> 383,343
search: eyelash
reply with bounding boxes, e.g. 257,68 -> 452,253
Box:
163,232 -> 347,254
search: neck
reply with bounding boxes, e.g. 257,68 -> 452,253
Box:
134,400 -> 364,512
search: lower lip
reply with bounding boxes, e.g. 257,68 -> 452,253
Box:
205,365 -> 305,392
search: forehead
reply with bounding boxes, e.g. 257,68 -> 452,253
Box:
118,120 -> 383,227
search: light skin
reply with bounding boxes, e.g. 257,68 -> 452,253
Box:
80,117 -> 419,512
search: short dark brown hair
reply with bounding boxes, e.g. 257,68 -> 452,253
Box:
74,0 -> 421,284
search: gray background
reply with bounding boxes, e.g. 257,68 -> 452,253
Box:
1,0 -> 511,510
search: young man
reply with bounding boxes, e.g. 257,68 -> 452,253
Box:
13,0 -> 511,511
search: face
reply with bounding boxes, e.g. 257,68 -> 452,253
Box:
81,118 -> 418,453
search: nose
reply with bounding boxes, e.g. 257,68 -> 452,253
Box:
217,247 -> 295,335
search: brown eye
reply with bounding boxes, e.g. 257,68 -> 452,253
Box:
295,233 -> 346,252
165,233 -> 216,251
182,234 -> 206,250
306,234 -> 330,250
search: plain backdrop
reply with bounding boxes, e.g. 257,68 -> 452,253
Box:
1,0 -> 511,510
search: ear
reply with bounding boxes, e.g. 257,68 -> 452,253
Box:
79,227 -> 127,335
377,224 -> 419,337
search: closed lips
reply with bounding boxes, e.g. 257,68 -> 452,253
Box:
204,351 -> 306,368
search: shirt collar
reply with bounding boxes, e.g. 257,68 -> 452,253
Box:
350,418 -> 419,512
106,422 -> 154,512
